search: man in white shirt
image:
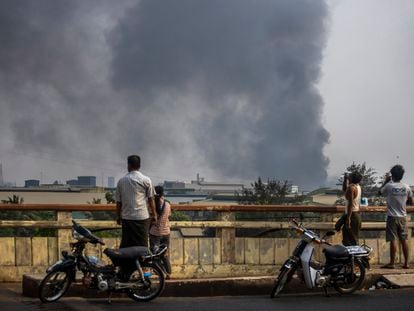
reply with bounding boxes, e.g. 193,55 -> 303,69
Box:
380,165 -> 413,269
116,155 -> 157,248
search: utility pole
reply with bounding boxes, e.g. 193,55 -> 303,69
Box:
0,163 -> 3,186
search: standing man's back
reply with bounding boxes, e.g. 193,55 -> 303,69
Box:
380,164 -> 413,269
116,155 -> 156,248
382,180 -> 411,218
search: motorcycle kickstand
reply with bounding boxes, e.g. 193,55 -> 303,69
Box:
107,291 -> 112,304
323,286 -> 330,297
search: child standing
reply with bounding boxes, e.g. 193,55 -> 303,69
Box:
149,186 -> 172,277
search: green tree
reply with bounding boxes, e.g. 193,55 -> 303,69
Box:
87,197 -> 102,204
105,191 -> 115,204
0,195 -> 54,237
237,177 -> 305,205
335,162 -> 386,206
235,178 -> 307,238
337,162 -> 379,197
170,210 -> 191,221
85,197 -> 116,220
1,194 -> 24,204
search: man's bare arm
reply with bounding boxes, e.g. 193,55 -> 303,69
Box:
342,174 -> 348,192
378,174 -> 392,195
148,197 -> 157,224
116,202 -> 122,225
345,186 -> 355,228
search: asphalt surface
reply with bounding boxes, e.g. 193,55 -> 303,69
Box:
2,283 -> 414,311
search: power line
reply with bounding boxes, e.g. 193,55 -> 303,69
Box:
0,137 -> 125,167
0,148 -> 122,173
0,137 -> 179,177
0,148 -> 180,182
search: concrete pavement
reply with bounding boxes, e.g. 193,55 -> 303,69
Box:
22,265 -> 414,298
2,282 -> 414,311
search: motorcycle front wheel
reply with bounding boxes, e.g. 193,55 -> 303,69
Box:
333,259 -> 365,294
127,263 -> 165,302
270,265 -> 296,298
38,270 -> 72,303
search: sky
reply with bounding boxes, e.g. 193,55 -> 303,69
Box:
0,1 -> 413,189
320,0 -> 414,186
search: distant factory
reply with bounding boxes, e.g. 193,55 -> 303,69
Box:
164,173 -> 246,196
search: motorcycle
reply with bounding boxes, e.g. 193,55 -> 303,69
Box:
271,220 -> 372,298
39,220 -> 168,303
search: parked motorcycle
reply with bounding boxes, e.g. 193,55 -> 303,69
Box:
271,220 -> 372,298
39,221 -> 168,303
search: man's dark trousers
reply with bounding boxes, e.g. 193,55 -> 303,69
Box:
120,219 -> 151,248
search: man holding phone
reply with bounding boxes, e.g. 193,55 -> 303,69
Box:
337,172 -> 363,246
380,165 -> 413,269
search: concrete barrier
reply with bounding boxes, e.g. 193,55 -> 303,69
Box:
0,204 -> 413,282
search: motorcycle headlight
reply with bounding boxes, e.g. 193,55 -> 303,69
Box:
72,230 -> 84,241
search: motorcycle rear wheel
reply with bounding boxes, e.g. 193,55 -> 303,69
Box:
270,266 -> 295,298
127,263 -> 165,302
333,259 -> 365,294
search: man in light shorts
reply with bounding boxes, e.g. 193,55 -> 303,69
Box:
380,165 -> 413,269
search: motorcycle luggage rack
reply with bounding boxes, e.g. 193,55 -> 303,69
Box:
361,244 -> 373,255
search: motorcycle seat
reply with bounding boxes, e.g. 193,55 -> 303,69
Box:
324,245 -> 349,258
104,246 -> 150,261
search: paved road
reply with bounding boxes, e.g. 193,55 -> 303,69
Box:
2,283 -> 414,311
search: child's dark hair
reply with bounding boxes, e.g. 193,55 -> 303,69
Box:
350,172 -> 363,184
155,185 -> 164,197
391,165 -> 405,182
154,186 -> 164,216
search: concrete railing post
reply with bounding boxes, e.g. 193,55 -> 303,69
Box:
320,212 -> 342,245
217,211 -> 236,264
57,211 -> 73,256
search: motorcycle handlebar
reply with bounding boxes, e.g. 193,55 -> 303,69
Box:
291,219 -> 300,226
290,225 -> 304,234
290,220 -> 332,246
315,238 -> 331,246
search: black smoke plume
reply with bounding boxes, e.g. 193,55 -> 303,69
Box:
0,0 -> 329,188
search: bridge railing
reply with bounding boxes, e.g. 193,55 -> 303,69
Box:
0,204 -> 413,281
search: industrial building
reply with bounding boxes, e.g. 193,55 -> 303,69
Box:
24,179 -> 40,188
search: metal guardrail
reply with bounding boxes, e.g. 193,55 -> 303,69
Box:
2,203 -> 413,212
0,204 -> 412,230
0,204 -> 414,230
